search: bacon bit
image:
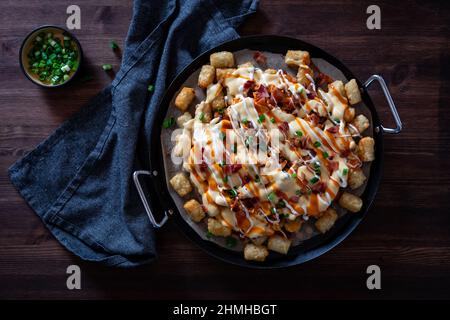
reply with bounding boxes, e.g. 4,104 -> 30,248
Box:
253,84 -> 269,103
253,51 -> 267,65
326,125 -> 339,133
315,72 -> 333,87
292,137 -> 302,148
271,87 -> 285,105
223,163 -> 242,175
278,121 -> 289,134
309,113 -> 320,126
327,161 -> 339,172
312,182 -> 327,193
230,198 -> 240,212
307,91 -> 316,99
243,80 -> 255,91
243,175 -> 251,184
289,195 -> 300,202
347,156 -> 362,169
341,149 -> 351,158
201,205 -> 208,213
199,161 -> 208,171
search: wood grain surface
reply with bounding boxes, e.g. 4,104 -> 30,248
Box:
0,0 -> 449,299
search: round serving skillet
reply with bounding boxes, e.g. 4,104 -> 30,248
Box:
133,35 -> 402,268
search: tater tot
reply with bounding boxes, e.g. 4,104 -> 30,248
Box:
358,136 -> 375,162
244,243 -> 269,262
348,168 -> 367,190
207,218 -> 232,237
345,79 -> 362,105
315,208 -> 338,234
216,68 -> 236,81
183,199 -> 205,222
210,51 -> 235,68
351,114 -> 370,133
169,172 -> 192,197
344,107 -> 356,122
198,65 -> 215,89
175,87 -> 196,111
267,235 -> 291,254
339,192 -> 363,213
285,50 -> 310,67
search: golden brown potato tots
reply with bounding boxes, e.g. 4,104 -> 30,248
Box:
169,172 -> 193,197
345,79 -> 362,105
175,87 -> 196,111
244,243 -> 269,262
210,51 -> 235,68
198,65 -> 215,89
315,208 -> 338,234
183,199 -> 205,222
339,192 -> 363,213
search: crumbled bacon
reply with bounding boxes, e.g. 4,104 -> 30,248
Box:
326,125 -> 339,133
307,91 -> 317,99
312,182 -> 327,193
308,113 -> 320,126
289,195 -> 300,202
243,80 -> 255,91
278,121 -> 289,134
223,163 -> 242,175
327,161 -> 339,172
253,51 -> 267,65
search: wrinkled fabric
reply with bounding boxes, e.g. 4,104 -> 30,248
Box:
9,0 -> 258,267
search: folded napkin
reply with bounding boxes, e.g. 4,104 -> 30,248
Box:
9,0 -> 258,267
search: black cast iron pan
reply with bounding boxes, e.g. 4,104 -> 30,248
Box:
133,35 -> 402,268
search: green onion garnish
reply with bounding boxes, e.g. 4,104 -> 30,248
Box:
206,231 -> 213,239
147,84 -> 154,92
110,40 -> 119,50
241,117 -> 248,125
295,189 -> 302,196
254,175 -> 260,183
291,172 -> 297,178
295,131 -> 303,137
199,112 -> 205,122
225,236 -> 237,248
102,64 -> 113,71
228,189 -> 238,198
267,192 -> 276,202
310,176 -> 319,184
277,200 -> 286,208
322,151 -> 329,159
219,132 -> 226,140
270,118 -> 276,123
258,114 -> 266,123
162,117 -> 175,129
314,141 -> 321,148
342,168 -> 348,175
223,176 -> 228,183
270,207 -> 277,215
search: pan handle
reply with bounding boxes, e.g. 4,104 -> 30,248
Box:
363,74 -> 402,134
133,170 -> 169,228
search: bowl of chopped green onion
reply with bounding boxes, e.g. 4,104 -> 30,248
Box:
19,25 -> 82,87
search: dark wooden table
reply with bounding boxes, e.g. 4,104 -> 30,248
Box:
1,0 -> 449,300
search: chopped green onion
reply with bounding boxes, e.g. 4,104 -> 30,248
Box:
206,231 -> 213,239
254,175 -> 260,183
228,189 -> 238,198
162,117 -> 175,129
295,131 -> 303,137
267,192 -> 276,202
310,176 -> 319,184
61,65 -> 71,73
223,176 -> 229,183
225,236 -> 237,248
147,84 -> 154,92
276,200 -> 286,208
241,117 -> 248,125
322,151 -> 329,159
102,64 -> 113,71
217,107 -> 225,115
110,40 -> 119,50
342,168 -> 348,175
295,189 -> 302,196
270,117 -> 276,123
270,207 -> 277,215
258,114 -> 266,123
199,112 -> 205,122
291,172 -> 297,178
219,160 -> 226,167
219,132 -> 226,140
63,74 -> 70,81
313,141 -> 322,148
